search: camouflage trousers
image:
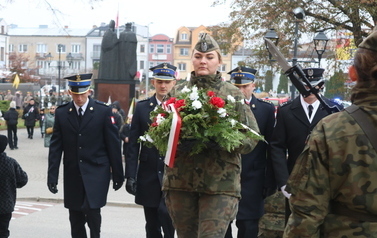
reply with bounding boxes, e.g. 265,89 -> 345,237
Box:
165,191 -> 238,238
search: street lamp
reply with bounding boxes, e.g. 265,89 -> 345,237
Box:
264,28 -> 279,61
313,30 -> 329,67
46,53 -> 52,66
292,7 -> 305,66
67,53 -> 74,68
57,44 -> 63,105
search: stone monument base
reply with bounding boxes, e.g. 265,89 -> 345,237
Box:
94,79 -> 137,117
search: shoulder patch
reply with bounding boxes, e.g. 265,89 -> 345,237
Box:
95,100 -> 109,107
257,98 -> 273,104
280,100 -> 292,107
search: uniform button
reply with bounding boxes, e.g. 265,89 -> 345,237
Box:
79,147 -> 82,149
158,171 -> 161,174
79,134 -> 82,136
80,160 -> 82,162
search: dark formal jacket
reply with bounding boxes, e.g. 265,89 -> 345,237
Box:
48,98 -> 124,210
0,152 -> 28,214
237,95 -> 276,220
270,96 -> 343,188
4,108 -> 19,126
120,123 -> 131,156
125,95 -> 165,207
22,104 -> 40,127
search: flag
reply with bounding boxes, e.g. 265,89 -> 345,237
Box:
13,74 -> 20,89
126,97 -> 135,124
138,69 -> 143,82
175,69 -> 180,80
107,96 -> 112,105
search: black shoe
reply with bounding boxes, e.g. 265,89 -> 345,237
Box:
30,136 -> 33,139
15,147 -> 18,149
10,148 -> 14,150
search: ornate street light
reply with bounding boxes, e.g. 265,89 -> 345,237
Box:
57,44 -> 63,105
313,30 -> 329,67
67,53 -> 74,68
46,52 -> 53,66
264,28 -> 279,61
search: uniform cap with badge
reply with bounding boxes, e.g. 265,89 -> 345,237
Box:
149,63 -> 177,80
194,33 -> 221,56
65,73 -> 93,94
228,66 -> 257,86
302,68 -> 325,88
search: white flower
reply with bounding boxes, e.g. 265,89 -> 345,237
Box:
227,95 -> 236,103
181,86 -> 191,93
156,114 -> 165,125
139,135 -> 146,141
217,108 -> 227,117
192,100 -> 202,110
146,134 -> 154,143
229,119 -> 237,127
189,91 -> 199,101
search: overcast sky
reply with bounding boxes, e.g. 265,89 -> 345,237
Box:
1,0 -> 232,37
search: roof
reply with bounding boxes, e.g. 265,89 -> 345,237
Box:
8,26 -> 91,37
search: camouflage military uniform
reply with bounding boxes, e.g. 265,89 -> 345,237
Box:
258,191 -> 285,238
284,93 -> 377,237
163,72 -> 259,237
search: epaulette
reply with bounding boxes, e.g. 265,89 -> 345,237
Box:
95,100 -> 110,107
57,102 -> 69,108
280,100 -> 292,107
257,98 -> 273,104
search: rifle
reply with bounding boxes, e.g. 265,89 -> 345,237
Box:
264,38 -> 341,114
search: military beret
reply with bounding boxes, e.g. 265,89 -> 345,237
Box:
194,33 -> 220,53
358,30 -> 377,52
228,66 -> 257,86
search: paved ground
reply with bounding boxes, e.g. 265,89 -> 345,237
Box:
6,128 -> 238,237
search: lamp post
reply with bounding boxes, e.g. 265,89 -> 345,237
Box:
313,30 -> 329,67
57,44 -> 63,105
67,53 -> 74,69
292,7 -> 305,67
264,28 -> 279,61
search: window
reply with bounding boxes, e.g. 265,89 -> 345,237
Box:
57,44 -> 66,53
178,63 -> 186,71
71,44 -> 81,53
149,44 -> 154,53
149,62 -> 154,68
218,64 -> 226,72
181,33 -> 188,40
37,44 -> 47,53
166,45 -> 171,54
140,60 -> 145,70
156,44 -> 164,54
93,45 -> 101,58
8,44 -> 14,52
140,44 -> 145,53
71,61 -> 81,70
180,48 -> 189,56
18,44 -> 27,52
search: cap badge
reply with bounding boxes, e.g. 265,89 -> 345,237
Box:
163,63 -> 168,69
308,69 -> 314,78
76,75 -> 81,81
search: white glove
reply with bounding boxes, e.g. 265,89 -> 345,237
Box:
281,185 -> 291,199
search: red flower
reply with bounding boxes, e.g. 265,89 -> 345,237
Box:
151,122 -> 158,127
174,99 -> 185,111
207,91 -> 216,97
160,113 -> 167,118
165,97 -> 177,105
209,97 -> 225,108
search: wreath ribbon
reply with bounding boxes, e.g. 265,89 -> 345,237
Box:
164,104 -> 182,168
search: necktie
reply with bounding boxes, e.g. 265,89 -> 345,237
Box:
308,105 -> 313,118
78,107 -> 83,124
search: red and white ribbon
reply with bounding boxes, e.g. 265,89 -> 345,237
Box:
165,104 -> 181,168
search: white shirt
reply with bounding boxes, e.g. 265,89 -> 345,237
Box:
73,99 -> 89,116
300,95 -> 320,123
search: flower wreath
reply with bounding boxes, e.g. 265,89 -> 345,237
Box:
140,85 -> 264,159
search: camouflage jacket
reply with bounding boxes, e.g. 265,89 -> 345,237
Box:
162,72 -> 259,198
284,93 -> 377,237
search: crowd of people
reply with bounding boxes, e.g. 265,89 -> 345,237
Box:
1,29 -> 377,238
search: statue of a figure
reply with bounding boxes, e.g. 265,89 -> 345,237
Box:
98,20 -> 119,80
118,23 -> 138,81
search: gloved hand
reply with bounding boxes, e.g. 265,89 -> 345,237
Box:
177,139 -> 198,153
281,185 -> 291,199
48,183 -> 58,194
125,177 -> 137,195
113,181 -> 123,191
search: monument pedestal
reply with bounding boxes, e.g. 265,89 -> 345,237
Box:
94,79 -> 137,115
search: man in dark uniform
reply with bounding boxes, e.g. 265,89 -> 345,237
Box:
126,63 -> 176,238
47,73 -> 124,238
270,68 -> 343,223
225,66 -> 276,238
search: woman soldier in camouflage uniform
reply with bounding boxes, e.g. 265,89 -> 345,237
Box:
162,34 -> 259,238
284,30 -> 377,237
